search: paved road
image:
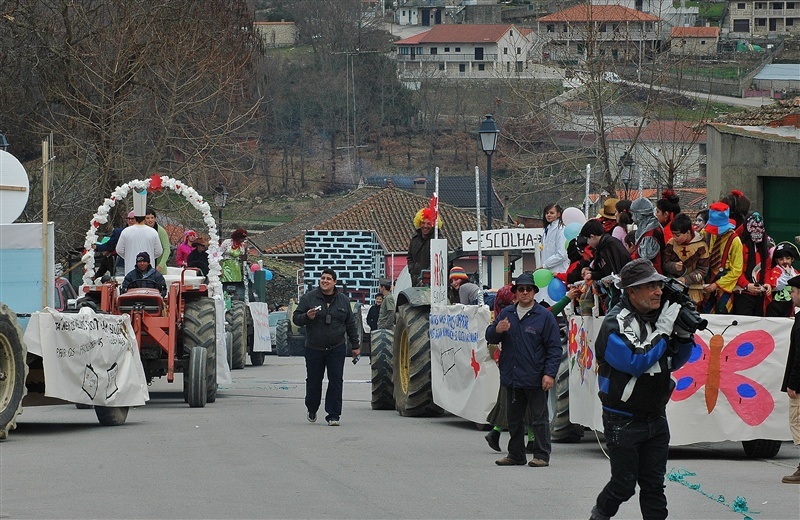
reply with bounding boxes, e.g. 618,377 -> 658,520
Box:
2,356 -> 798,519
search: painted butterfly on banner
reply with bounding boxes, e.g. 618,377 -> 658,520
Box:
670,329 -> 774,426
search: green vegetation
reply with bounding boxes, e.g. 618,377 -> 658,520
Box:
677,1 -> 725,24
673,65 -> 744,79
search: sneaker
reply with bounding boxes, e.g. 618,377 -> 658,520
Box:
525,440 -> 535,454
782,464 -> 800,484
528,458 -> 549,467
495,457 -> 526,466
327,418 -> 340,426
485,430 -> 501,452
307,411 -> 317,423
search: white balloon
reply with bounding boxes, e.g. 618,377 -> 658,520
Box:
562,207 -> 587,226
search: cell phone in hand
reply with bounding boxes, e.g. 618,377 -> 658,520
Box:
352,355 -> 361,365
313,305 -> 322,311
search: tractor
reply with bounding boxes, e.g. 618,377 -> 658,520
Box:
78,268 -> 217,408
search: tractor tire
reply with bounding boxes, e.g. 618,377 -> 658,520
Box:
186,346 -> 208,408
184,297 -> 217,404
551,337 -> 584,443
392,305 -> 442,417
250,351 -> 265,366
95,406 -> 129,426
0,303 -> 28,440
275,319 -> 290,357
227,301 -> 247,370
289,335 -> 306,357
742,439 -> 782,458
370,329 -> 395,410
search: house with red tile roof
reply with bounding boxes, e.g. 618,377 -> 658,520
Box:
536,5 -> 660,64
607,120 -> 707,188
393,23 -> 534,79
248,185 -> 521,288
669,26 -> 720,56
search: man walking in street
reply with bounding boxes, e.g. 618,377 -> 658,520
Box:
485,272 -> 562,467
590,259 -> 695,519
293,268 -> 361,426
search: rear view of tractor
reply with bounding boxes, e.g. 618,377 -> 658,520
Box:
80,269 -> 217,408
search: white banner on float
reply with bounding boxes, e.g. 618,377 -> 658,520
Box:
567,314 -> 792,445
430,304 -> 497,423
249,301 -> 272,352
24,308 -> 149,406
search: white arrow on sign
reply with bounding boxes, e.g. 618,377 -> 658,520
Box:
461,228 -> 541,252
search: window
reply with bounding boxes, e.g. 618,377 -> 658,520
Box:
699,143 -> 707,155
577,44 -> 584,54
788,18 -> 795,26
455,47 -> 460,52
733,19 -> 751,31
757,18 -> 767,26
546,24 -> 555,33
507,62 -> 511,72
515,61 -> 523,72
504,47 -> 508,54
430,47 -> 438,55
459,64 -> 465,72
773,2 -> 783,9
510,30 -> 514,36
444,47 -> 450,52
755,2 -> 766,7
788,2 -> 796,7
600,24 -> 607,33
737,2 -> 746,8
681,147 -> 689,156
438,64 -> 444,70
517,47 -> 521,54
399,47 -> 410,55
701,40 -> 707,44
478,63 -> 485,71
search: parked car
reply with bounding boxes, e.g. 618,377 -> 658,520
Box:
268,310 -> 286,353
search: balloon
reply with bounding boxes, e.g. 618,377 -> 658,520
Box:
548,278 -> 567,301
533,268 -> 553,289
250,263 -> 261,273
264,269 -> 273,281
565,239 -> 571,251
564,222 -> 582,241
562,207 -> 586,226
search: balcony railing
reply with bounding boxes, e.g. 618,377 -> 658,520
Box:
395,52 -> 500,62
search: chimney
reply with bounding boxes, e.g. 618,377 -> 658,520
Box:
412,177 -> 427,198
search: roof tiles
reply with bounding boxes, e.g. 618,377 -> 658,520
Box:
537,5 -> 659,23
394,24 -> 523,45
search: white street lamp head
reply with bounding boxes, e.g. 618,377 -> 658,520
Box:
478,114 -> 498,154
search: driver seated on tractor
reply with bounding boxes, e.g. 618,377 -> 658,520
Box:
120,252 -> 167,296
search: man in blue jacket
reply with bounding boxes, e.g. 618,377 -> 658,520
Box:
485,272 -> 562,467
590,258 -> 694,520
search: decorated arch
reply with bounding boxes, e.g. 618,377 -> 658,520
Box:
81,174 -> 222,295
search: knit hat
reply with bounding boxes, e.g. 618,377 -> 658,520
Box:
705,202 -> 734,236
135,252 -> 151,263
600,198 -> 619,219
618,258 -> 666,289
449,266 -> 469,281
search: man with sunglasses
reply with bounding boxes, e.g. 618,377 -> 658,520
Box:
485,272 -> 562,467
590,258 -> 694,520
293,268 -> 361,426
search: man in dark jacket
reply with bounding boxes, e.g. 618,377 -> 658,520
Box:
293,268 -> 361,426
580,219 -> 632,309
590,259 -> 694,520
407,207 -> 436,286
120,252 -> 167,296
485,273 -> 562,467
781,275 -> 800,484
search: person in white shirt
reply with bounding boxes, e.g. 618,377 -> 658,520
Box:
116,213 -> 163,276
541,203 -> 569,275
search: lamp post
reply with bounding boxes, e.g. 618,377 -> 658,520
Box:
0,132 -> 9,152
479,114 -> 499,288
618,152 -> 634,200
214,182 -> 228,232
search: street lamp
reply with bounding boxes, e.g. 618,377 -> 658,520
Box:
618,152 -> 634,200
214,182 -> 228,231
479,114 -> 499,288
0,132 -> 9,152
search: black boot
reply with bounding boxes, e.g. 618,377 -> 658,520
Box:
484,429 -> 501,452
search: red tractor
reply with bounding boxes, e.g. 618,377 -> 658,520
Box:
79,269 -> 217,407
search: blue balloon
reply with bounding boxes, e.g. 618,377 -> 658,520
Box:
264,269 -> 273,281
548,278 -> 567,301
564,222 -> 582,241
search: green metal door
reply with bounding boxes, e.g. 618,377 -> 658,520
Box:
762,177 -> 800,247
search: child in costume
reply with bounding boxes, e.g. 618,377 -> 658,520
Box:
766,242 -> 800,317
701,202 -> 743,314
662,213 -> 709,306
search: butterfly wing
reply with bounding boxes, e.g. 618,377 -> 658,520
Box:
718,330 -> 775,426
671,337 -> 709,402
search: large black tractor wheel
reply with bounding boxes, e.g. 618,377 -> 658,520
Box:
742,439 -> 782,458
551,334 -> 584,443
370,329 -> 395,410
246,306 -> 265,366
347,304 -> 364,351
275,319 -> 290,357
185,346 -> 208,408
227,301 -> 247,370
392,305 -> 442,417
0,303 -> 28,440
184,297 -> 217,404
95,406 -> 129,426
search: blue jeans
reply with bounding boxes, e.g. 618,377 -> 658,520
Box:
594,411 -> 670,520
305,343 -> 346,422
505,386 -> 551,462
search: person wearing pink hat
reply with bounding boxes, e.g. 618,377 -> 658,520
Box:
175,229 -> 197,267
